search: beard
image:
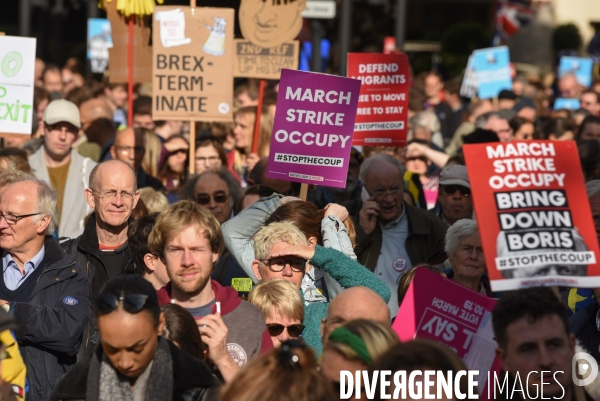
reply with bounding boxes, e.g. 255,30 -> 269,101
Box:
170,269 -> 211,296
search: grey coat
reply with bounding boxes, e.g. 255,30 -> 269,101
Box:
29,147 -> 97,239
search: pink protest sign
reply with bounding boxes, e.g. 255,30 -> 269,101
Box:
392,268 -> 500,397
266,69 -> 361,188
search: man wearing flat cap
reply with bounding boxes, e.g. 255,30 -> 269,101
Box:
435,165 -> 473,227
29,99 -> 97,239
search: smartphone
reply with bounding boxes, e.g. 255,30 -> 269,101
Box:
361,187 -> 375,221
361,186 -> 370,202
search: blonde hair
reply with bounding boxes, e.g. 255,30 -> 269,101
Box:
325,319 -> 400,365
138,187 -> 169,214
253,221 -> 308,261
148,200 -> 224,257
142,129 -> 163,177
248,279 -> 304,322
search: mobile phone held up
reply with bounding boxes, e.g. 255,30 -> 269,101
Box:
360,186 -> 374,221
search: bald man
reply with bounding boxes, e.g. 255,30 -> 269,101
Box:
320,286 -> 390,347
110,128 -> 164,191
79,98 -> 113,131
62,160 -> 140,359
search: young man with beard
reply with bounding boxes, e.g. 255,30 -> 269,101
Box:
149,201 -> 272,382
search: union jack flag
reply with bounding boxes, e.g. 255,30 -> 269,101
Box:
494,0 -> 536,45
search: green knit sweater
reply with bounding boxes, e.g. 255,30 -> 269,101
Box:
302,245 -> 391,356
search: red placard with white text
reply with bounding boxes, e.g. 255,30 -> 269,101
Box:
347,53 -> 409,146
463,141 -> 600,291
392,268 -> 500,398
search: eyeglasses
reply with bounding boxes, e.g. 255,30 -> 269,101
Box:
195,156 -> 220,165
443,185 -> 471,197
0,212 -> 42,225
169,148 -> 188,157
260,258 -> 307,273
370,186 -> 401,199
267,323 -> 305,337
196,192 -> 229,205
114,145 -> 145,155
91,189 -> 135,201
94,293 -> 149,314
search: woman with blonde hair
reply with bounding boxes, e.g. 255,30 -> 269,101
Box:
320,319 -> 400,398
248,279 -> 305,348
229,106 -> 273,187
141,129 -> 164,178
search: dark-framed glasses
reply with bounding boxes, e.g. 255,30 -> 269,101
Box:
94,293 -> 149,314
260,257 -> 307,273
0,212 -> 42,225
267,323 -> 305,337
196,192 -> 229,205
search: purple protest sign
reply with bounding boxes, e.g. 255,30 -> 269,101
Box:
266,69 -> 361,188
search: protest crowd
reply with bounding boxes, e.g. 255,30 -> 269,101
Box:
2,1 -> 600,401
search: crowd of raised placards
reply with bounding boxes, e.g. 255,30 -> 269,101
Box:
0,55 -> 598,401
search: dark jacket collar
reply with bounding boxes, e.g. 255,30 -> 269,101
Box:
78,214 -> 130,257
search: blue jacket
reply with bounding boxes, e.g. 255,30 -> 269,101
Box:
10,237 -> 90,401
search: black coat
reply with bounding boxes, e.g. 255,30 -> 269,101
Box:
10,237 -> 90,401
51,339 -> 220,401
61,214 -> 134,362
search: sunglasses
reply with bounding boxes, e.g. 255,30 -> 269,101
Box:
443,185 -> 471,197
94,293 -> 149,314
196,192 -> 229,205
267,323 -> 305,337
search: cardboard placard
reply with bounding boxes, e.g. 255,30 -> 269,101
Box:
559,56 -> 593,88
0,36 -> 36,135
347,53 -> 409,146
266,69 -> 361,188
152,6 -> 234,122
392,268 -> 499,397
88,18 -> 113,74
233,39 -> 299,80
239,0 -> 306,48
105,0 -> 153,83
463,141 -> 600,291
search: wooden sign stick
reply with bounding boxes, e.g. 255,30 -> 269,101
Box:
188,0 -> 197,174
251,79 -> 266,154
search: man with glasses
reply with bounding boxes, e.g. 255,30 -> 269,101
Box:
184,170 -> 242,225
29,99 -> 97,238
62,160 -> 139,358
477,111 -> 513,142
344,153 -> 447,316
434,165 -> 473,226
151,201 -> 272,382
110,127 -> 165,191
0,177 -> 89,400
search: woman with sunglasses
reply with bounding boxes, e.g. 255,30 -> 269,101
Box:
52,275 -> 219,401
222,194 -> 357,303
158,135 -> 189,192
248,279 -> 305,348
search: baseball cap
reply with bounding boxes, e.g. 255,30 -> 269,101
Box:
439,165 -> 470,189
43,99 -> 81,128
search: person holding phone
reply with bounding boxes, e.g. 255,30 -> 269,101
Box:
343,153 -> 448,317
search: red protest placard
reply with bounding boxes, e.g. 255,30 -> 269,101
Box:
347,53 -> 409,146
392,268 -> 499,397
463,141 -> 600,291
